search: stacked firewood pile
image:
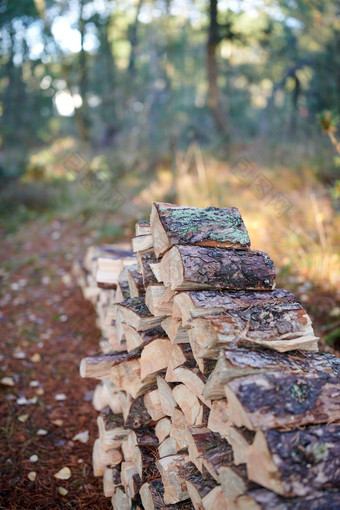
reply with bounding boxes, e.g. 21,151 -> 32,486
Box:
75,203 -> 340,510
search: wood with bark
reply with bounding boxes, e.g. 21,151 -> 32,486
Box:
172,384 -> 204,426
115,279 -> 130,302
132,234 -> 154,253
103,467 -> 122,498
155,417 -> 172,443
135,220 -> 151,236
159,245 -> 275,291
247,424 -> 340,497
137,249 -> 160,287
225,371 -> 340,430
115,297 -> 166,332
224,424 -> 255,466
122,394 -> 153,429
122,427 -> 158,462
121,461 -> 140,498
132,444 -> 158,478
144,388 -> 166,421
162,317 -> 190,344
218,464 -> 253,507
189,312 -> 318,361
157,376 -> 177,417
110,350 -> 156,398
92,438 -> 122,477
165,365 -> 210,407
140,338 -> 174,380
150,202 -> 250,257
123,324 -> 167,352
156,453 -> 191,504
127,266 -> 145,297
236,488 -> 340,510
145,284 -> 175,316
80,352 -> 132,380
140,479 -> 165,510
97,409 -> 128,451
182,464 -> 217,510
204,347 -> 335,400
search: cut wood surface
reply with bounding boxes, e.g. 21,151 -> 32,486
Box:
123,395 -> 153,429
207,399 -> 231,437
80,352 -> 133,379
132,234 -> 153,252
156,453 -> 190,504
204,347 -> 336,399
158,436 -> 179,458
170,408 -> 189,450
137,249 -> 160,287
161,317 -> 190,344
110,353 -> 156,398
92,438 -> 122,476
115,297 -> 166,331
103,467 -> 122,497
236,488 -> 340,510
157,376 -> 177,417
97,410 -> 128,450
144,388 -> 166,421
189,313 -> 318,360
150,202 -> 250,257
135,220 -> 151,236
166,366 -> 210,407
159,245 -> 275,291
127,266 -> 145,297
123,324 -> 167,352
225,371 -> 340,430
155,417 -> 172,443
140,338 -> 174,380
145,284 -> 175,316
172,384 -> 204,426
247,424 -> 340,497
111,487 -> 131,510
183,464 -> 217,510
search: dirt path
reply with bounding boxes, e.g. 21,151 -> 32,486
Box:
0,219 -> 112,509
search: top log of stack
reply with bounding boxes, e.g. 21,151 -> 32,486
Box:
77,202 -> 340,510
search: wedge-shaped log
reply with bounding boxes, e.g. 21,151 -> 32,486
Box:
127,265 -> 145,297
111,487 -> 130,510
97,409 -> 128,451
80,352 -> 133,380
189,311 -> 318,360
123,324 -> 167,353
161,317 -> 190,344
236,488 -> 340,510
225,371 -> 340,430
92,438 -> 122,477
145,284 -> 175,317
157,376 -> 177,417
103,467 -> 121,498
131,233 -> 153,252
140,338 -> 174,380
137,249 -> 159,287
166,365 -> 210,407
115,297 -> 165,331
122,394 -> 153,429
156,453 -> 191,504
159,245 -> 275,291
182,464 -> 217,510
144,388 -> 166,421
155,417 -> 172,443
135,219 -> 151,236
172,384 -> 204,426
140,479 -> 195,510
150,202 -> 250,257
110,351 -> 156,398
247,424 -> 340,497
204,347 -> 337,400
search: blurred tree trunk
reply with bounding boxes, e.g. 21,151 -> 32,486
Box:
128,0 -> 144,77
76,0 -> 91,144
289,73 -> 300,135
207,0 -> 228,139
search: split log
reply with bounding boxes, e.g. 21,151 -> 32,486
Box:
202,485 -> 228,510
103,467 -> 121,498
92,381 -> 111,411
225,371 -> 340,430
122,428 -> 158,462
122,394 -> 153,429
189,312 -> 318,359
183,464 -> 217,510
145,284 -> 175,317
111,487 -> 131,510
144,389 -> 166,421
150,202 -> 250,257
133,444 -> 158,478
137,249 -> 160,287
96,251 -> 135,287
165,344 -> 194,377
204,347 -> 336,400
224,425 -> 255,466
248,424 -> 340,497
121,461 -> 141,499
207,400 -> 231,437
110,351 -> 156,398
115,297 -> 165,331
159,246 -> 275,291
92,438 -> 122,476
172,384 -> 204,426
149,261 -> 162,282
127,266 -> 145,297
140,338 -> 174,380
97,411 -> 128,451
123,324 -> 167,353
135,220 -> 151,236
155,417 -> 172,443
115,279 -> 130,302
157,376 -> 177,417
161,317 -> 190,344
236,488 -> 340,510
156,453 -> 191,504
158,436 -> 179,458
140,479 -> 165,510
165,366 -> 210,407
132,234 -> 153,252
170,408 -> 189,450
80,352 -> 132,380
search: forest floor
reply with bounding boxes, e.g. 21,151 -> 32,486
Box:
0,209 -> 339,509
0,219 -> 112,510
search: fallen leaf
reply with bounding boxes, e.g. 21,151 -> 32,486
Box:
28,471 -> 36,481
72,430 -> 89,444
17,397 -> 29,405
55,393 -> 67,401
52,419 -> 63,427
37,429 -> 48,436
29,381 -> 40,387
36,388 -> 44,395
58,487 -> 68,496
30,353 -> 41,363
30,455 -> 38,462
54,467 -> 71,480
18,414 -> 29,423
1,376 -> 15,387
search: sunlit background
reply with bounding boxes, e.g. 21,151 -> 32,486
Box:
0,0 -> 339,346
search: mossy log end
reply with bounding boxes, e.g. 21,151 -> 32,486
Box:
151,202 -> 250,257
